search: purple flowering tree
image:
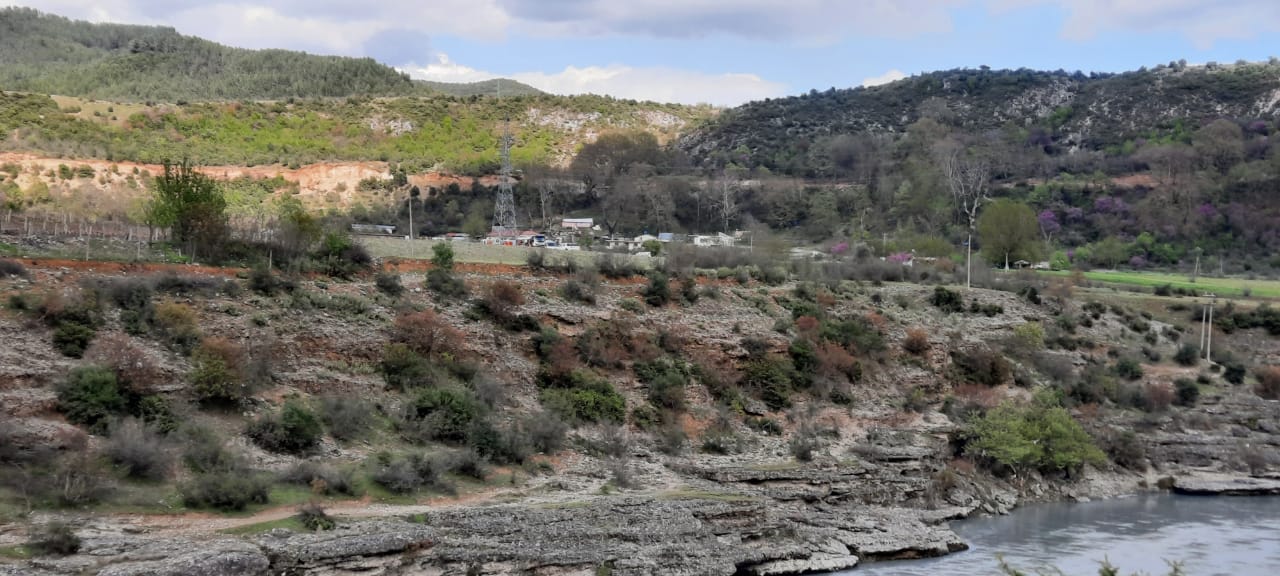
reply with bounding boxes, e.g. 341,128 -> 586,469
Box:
1038,210 -> 1060,244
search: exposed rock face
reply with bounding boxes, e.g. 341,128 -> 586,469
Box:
1171,474 -> 1280,496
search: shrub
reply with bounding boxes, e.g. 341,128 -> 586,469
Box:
247,400 -> 324,454
280,461 -> 359,496
476,280 -> 534,330
0,258 -> 27,278
1256,366 -> 1280,400
53,321 -> 97,358
1145,382 -> 1174,412
431,242 -> 455,270
369,452 -> 453,495
297,502 -> 337,531
318,395 -> 378,441
392,310 -> 464,358
105,418 -> 172,481
248,264 -> 281,295
448,449 -> 488,480
380,343 -> 434,390
965,400 -> 1106,474
375,271 -> 405,297
1113,358 -> 1144,381
1174,378 -> 1200,406
903,328 -> 931,355
642,271 -> 671,307
85,333 -> 165,395
741,356 -> 796,410
58,366 -> 125,433
314,232 -> 373,278
635,359 -> 688,412
191,338 -> 250,404
619,298 -> 643,313
538,369 -> 627,425
789,422 -> 822,462
153,302 -> 201,354
28,522 -> 81,556
179,426 -> 241,473
180,471 -> 271,511
951,348 -> 1013,387
561,270 -> 599,305
402,387 -> 482,444
1223,362 -> 1247,385
1011,322 -> 1046,353
596,253 -> 639,279
1173,343 -> 1200,367
930,286 -> 964,313
425,268 -> 468,298
1103,429 -> 1148,470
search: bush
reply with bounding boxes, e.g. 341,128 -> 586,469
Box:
1173,343 -> 1200,367
1113,358 -> 1144,381
431,242 -> 455,271
930,286 -> 964,313
741,356 -> 797,410
1223,362 -> 1247,385
951,348 -> 1013,387
401,387 -> 482,444
642,271 -> 671,307
318,395 -> 378,441
596,253 -> 639,279
314,232 -> 372,278
425,268 -> 468,298
58,366 -> 125,433
903,328 -> 931,355
297,502 -> 337,531
180,426 -> 241,473
369,452 -> 453,495
1103,429 -> 1148,470
789,422 -> 821,462
153,302 -> 201,354
392,310 -> 464,358
1256,366 -> 1280,400
375,272 -> 405,297
247,400 -> 324,454
635,359 -> 688,412
53,321 -> 97,358
104,418 -> 172,481
180,471 -> 271,511
561,272 -> 599,305
280,461 -> 360,496
538,370 -> 627,425
85,333 -> 165,395
0,258 -> 27,278
248,264 -> 281,295
965,399 -> 1106,474
1174,378 -> 1200,407
191,338 -> 250,404
28,522 -> 81,556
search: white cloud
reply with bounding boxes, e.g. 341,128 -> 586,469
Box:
862,69 -> 907,87
403,53 -> 786,106
993,0 -> 1280,47
400,54 -> 497,84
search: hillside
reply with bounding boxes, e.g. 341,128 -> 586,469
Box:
0,90 -> 711,173
417,78 -> 544,98
0,236 -> 1278,574
679,63 -> 1280,172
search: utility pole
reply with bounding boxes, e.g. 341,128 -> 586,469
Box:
1205,296 -> 1215,363
1199,304 -> 1208,354
966,233 -> 973,289
407,189 -> 414,241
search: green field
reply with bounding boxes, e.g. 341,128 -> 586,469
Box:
1039,269 -> 1280,299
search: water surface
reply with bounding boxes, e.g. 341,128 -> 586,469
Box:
837,494 -> 1280,575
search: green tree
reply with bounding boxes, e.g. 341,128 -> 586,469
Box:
1090,236 -> 1130,270
966,395 -> 1105,474
978,199 -> 1039,269
431,242 -> 455,271
147,159 -> 228,261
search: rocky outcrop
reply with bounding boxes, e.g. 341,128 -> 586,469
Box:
1171,474 -> 1280,496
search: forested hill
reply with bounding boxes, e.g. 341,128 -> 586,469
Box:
680,63 -> 1280,174
1,7 -> 460,102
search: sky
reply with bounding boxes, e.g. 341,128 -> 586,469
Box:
11,0 -> 1280,106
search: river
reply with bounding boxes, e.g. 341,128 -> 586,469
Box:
835,494 -> 1280,575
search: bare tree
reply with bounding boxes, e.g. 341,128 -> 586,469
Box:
714,172 -> 741,233
934,139 -> 991,288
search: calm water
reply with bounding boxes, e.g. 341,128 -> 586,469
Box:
836,494 -> 1280,576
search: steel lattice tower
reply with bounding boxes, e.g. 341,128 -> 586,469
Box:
492,83 -> 518,234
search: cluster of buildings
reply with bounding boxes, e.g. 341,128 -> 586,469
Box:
353,218 -> 746,254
